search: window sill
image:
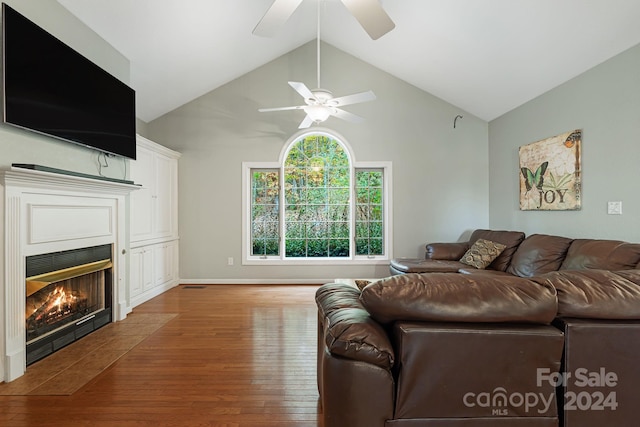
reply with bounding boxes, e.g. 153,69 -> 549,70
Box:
242,258 -> 390,266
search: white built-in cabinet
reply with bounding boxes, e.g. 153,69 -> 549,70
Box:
129,135 -> 181,308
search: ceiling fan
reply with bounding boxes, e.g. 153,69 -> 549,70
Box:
258,2 -> 377,129
253,0 -> 395,40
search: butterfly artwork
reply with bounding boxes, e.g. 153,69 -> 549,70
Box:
519,130 -> 581,211
521,162 -> 548,193
564,131 -> 581,148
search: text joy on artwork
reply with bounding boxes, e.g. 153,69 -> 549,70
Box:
534,189 -> 569,209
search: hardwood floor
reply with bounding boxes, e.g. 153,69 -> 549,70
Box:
0,285 -> 324,427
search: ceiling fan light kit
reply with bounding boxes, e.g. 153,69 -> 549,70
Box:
304,104 -> 333,123
256,0 -> 387,128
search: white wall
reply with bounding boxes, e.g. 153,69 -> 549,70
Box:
489,43 -> 640,241
148,42 -> 490,282
0,0 -> 131,179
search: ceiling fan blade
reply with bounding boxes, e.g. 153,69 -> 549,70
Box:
253,0 -> 304,37
298,114 -> 314,129
333,108 -> 365,123
340,0 -> 395,40
331,90 -> 376,107
258,105 -> 305,112
288,81 -> 315,101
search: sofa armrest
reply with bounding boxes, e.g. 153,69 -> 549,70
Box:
316,283 -> 394,370
425,242 -> 469,260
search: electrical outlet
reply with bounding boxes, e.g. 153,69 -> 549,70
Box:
607,201 -> 622,215
227,257 -> 234,266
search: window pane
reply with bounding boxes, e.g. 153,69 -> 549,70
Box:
307,188 -> 327,203
307,222 -> 327,239
328,188 -> 349,204
369,221 -> 383,238
329,221 -> 349,237
329,239 -> 349,257
285,239 -> 306,257
369,188 -> 382,204
285,221 -> 304,238
283,134 -> 350,258
251,169 -> 280,256
327,166 -> 349,186
355,169 -> 384,256
307,239 -> 329,257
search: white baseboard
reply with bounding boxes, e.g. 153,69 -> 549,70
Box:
179,278 -> 334,285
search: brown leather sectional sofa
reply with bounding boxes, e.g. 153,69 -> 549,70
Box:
316,229 -> 640,426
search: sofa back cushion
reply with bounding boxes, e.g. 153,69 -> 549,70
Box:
532,269 -> 640,319
359,272 -> 558,325
560,239 -> 640,270
506,234 -> 573,277
467,229 -> 525,271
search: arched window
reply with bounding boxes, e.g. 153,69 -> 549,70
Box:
283,133 -> 351,258
243,130 -> 391,264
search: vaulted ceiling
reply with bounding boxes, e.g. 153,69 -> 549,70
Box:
57,0 -> 640,123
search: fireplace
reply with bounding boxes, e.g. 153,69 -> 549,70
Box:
25,245 -> 113,365
1,166 -> 137,382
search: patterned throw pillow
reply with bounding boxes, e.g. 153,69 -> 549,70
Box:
460,238 -> 507,269
355,279 -> 372,291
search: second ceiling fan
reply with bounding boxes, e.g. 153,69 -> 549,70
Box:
253,0 -> 395,40
257,0 -> 380,129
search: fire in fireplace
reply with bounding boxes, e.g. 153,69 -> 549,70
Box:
26,260 -> 110,343
25,245 -> 113,365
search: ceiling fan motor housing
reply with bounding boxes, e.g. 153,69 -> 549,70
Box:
307,88 -> 335,105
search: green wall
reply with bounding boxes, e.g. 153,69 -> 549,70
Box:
489,44 -> 640,241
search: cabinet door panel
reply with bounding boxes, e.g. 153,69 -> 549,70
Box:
130,248 -> 144,297
130,146 -> 155,241
131,247 -> 154,295
154,154 -> 173,237
141,249 -> 154,291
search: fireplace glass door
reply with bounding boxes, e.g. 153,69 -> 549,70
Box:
26,260 -> 111,343
24,244 -> 114,365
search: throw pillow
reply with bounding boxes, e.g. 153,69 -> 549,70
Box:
355,279 -> 372,291
460,238 -> 507,269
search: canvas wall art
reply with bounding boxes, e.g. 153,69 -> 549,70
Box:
519,129 -> 582,210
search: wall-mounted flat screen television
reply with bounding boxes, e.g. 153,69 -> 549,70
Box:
2,3 -> 136,159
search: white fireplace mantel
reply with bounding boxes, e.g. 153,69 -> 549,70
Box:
1,167 -> 138,382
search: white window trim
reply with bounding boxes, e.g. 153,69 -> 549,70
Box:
241,130 -> 393,266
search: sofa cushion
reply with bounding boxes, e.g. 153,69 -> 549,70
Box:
359,273 -> 558,325
506,234 -> 573,277
390,258 -> 467,274
316,283 -> 394,369
532,269 -> 640,319
560,239 -> 640,270
457,268 -> 513,276
459,238 -> 507,269
467,229 -> 526,271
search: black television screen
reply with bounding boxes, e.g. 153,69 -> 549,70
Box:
2,3 -> 136,159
